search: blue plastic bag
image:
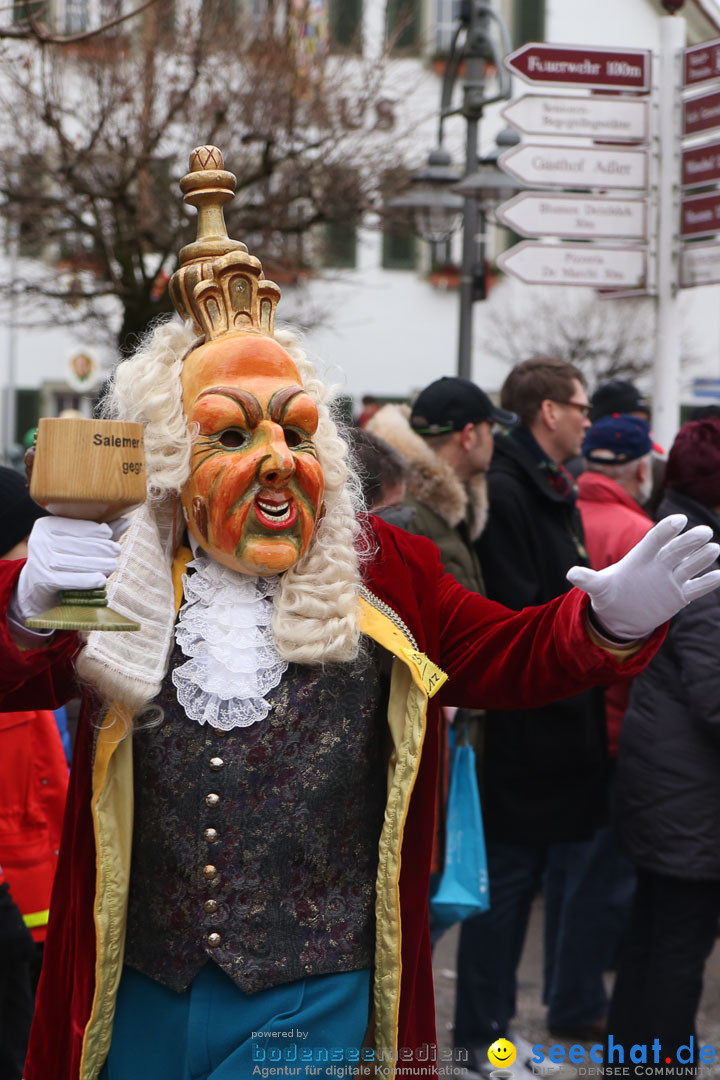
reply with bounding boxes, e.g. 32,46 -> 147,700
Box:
429,727 -> 490,929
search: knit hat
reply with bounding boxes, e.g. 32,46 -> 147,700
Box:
0,466 -> 49,556
664,419 -> 720,509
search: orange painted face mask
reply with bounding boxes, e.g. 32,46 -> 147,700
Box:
180,334 -> 325,576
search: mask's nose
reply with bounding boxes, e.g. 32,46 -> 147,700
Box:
257,421 -> 295,487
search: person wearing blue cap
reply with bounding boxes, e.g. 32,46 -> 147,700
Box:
574,415 -> 658,1031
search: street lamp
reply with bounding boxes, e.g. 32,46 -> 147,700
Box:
393,1 -> 517,379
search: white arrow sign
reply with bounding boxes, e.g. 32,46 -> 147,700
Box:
497,193 -> 647,240
681,241 -> 720,287
498,241 -> 647,288
502,94 -> 648,141
499,143 -> 648,190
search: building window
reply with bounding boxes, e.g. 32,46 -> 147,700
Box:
329,0 -> 362,51
15,389 -> 40,446
64,0 -> 89,33
382,227 -> 417,270
513,0 -> 545,45
386,0 -> 420,53
12,0 -> 46,23
435,0 -> 455,54
323,223 -> 357,269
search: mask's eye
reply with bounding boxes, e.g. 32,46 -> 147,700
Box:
219,429 -> 249,449
284,428 -> 305,449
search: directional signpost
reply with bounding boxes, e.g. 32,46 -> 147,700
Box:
497,193 -> 647,241
684,37 -> 720,88
492,22 -> 720,449
683,89 -> 720,137
501,94 -> 648,142
497,242 -> 646,288
681,139 -> 720,189
499,143 -> 648,191
505,42 -> 651,92
681,241 -> 720,287
681,192 -> 720,238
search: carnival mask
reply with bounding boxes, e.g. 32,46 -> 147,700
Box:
181,334 -> 325,576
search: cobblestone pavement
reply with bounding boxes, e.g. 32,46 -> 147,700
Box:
433,897 -> 720,1079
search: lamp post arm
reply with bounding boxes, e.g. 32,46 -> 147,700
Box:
438,23 -> 466,144
471,3 -> 513,106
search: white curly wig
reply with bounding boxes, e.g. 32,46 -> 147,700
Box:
76,318 -> 368,716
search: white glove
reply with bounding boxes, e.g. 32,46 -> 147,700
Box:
567,514 -> 720,641
11,516 -> 128,622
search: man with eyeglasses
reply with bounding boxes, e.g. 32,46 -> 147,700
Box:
454,358 -> 610,1076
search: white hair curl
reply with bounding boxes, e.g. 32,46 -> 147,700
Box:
102,318 -> 366,668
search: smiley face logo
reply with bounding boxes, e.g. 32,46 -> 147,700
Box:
488,1039 -> 517,1069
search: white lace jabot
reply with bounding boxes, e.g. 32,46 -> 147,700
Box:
171,555 -> 288,730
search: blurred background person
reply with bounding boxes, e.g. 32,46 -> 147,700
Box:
574,415 -> 656,1011
344,427 -> 409,513
609,418 -> 720,1075
456,358 -> 608,1076
0,467 -> 69,998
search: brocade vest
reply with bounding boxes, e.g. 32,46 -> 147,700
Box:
123,639 -> 389,995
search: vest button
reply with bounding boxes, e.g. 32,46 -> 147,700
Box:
207,932 -> 222,948
203,865 -> 218,880
204,899 -> 218,914
209,757 -> 224,770
204,828 -> 218,843
206,793 -> 220,807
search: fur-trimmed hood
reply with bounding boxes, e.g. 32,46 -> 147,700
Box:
367,404 -> 488,541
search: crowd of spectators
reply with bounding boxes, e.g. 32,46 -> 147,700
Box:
354,366 -> 720,1080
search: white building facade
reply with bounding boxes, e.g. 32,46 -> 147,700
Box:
1,0 -> 720,459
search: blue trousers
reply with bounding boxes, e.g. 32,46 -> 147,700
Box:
454,831 -> 634,1047
100,963 -> 371,1080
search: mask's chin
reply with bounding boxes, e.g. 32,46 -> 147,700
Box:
192,531 -> 302,577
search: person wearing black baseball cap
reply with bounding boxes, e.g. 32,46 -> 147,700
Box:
409,376 -> 517,437
367,376 -> 516,596
589,379 -> 650,424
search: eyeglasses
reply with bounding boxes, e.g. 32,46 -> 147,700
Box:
555,399 -> 591,418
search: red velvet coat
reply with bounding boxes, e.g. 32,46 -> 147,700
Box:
0,517 -> 663,1080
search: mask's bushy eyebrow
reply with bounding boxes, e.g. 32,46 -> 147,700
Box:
197,387 -> 262,428
269,385 -> 306,423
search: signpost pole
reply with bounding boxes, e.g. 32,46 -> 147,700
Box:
654,15 -> 685,452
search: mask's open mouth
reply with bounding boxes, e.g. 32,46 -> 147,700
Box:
254,494 -> 297,530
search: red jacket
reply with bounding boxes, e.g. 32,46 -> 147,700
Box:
0,708 -> 68,942
0,517 -> 663,1080
577,471 -> 653,755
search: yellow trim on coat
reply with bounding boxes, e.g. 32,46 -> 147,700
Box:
79,706 -> 134,1080
357,598 -> 446,1075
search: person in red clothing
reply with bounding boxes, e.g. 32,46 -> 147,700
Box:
0,466 -> 69,1080
575,413 -> 659,1028
577,414 -> 659,755
4,147 -> 720,1080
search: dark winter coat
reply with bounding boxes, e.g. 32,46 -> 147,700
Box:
475,431 -> 608,843
617,490 -> 720,880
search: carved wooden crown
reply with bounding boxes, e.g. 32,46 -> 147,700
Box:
169,145 -> 280,340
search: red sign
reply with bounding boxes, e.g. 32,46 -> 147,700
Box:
505,42 -> 651,92
683,89 -> 720,137
684,38 -> 720,88
681,192 -> 720,237
682,140 -> 720,188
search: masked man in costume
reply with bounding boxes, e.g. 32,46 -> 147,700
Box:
2,148 -> 719,1080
